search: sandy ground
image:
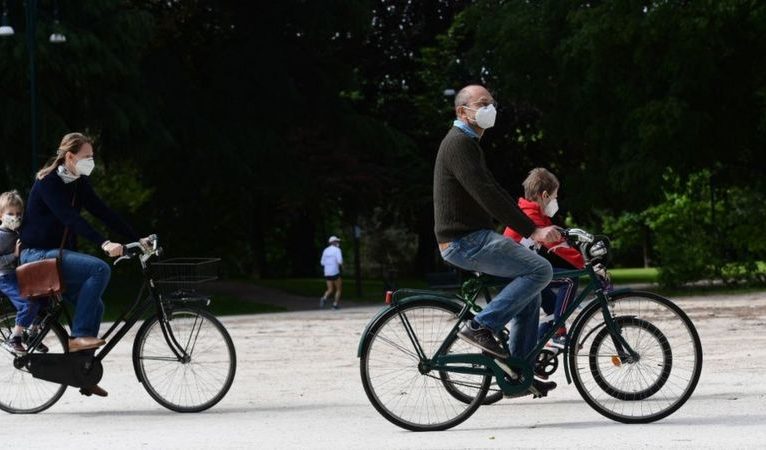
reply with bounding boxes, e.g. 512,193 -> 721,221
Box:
3,291 -> 766,449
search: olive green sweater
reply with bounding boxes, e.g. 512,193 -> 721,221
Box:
433,127 -> 536,243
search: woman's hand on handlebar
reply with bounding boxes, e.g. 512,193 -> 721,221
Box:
102,241 -> 124,257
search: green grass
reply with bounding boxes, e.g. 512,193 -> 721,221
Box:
253,267 -> 766,303
88,264 -> 760,320
97,268 -> 286,321
253,270 -> 662,301
256,277 -> 428,303
608,267 -> 659,284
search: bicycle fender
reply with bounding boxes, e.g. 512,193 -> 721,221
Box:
356,296 -> 464,357
356,305 -> 392,358
166,294 -> 212,307
605,287 -> 634,297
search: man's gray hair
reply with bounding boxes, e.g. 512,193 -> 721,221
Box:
454,86 -> 473,108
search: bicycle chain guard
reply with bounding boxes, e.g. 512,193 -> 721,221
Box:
23,353 -> 103,388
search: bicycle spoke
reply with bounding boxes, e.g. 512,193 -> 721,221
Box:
362,302 -> 489,431
136,309 -> 235,412
570,293 -> 702,423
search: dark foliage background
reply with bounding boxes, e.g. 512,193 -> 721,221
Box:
2,0 -> 764,285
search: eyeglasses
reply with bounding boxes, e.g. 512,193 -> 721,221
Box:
462,100 -> 498,109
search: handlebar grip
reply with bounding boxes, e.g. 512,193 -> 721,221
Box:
123,242 -> 144,257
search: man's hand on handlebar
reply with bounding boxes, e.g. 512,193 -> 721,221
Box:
139,236 -> 153,251
530,226 -> 561,244
102,241 -> 124,257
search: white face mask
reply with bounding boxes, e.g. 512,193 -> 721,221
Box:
1,214 -> 22,231
465,104 -> 497,129
75,157 -> 95,176
544,198 -> 559,217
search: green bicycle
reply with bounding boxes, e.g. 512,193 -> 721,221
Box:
358,228 -> 702,431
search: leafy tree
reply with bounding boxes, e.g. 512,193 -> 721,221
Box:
644,169 -> 766,287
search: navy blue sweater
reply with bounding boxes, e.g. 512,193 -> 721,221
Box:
20,171 -> 139,250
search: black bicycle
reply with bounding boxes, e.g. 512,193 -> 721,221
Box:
0,235 -> 236,414
358,228 -> 702,431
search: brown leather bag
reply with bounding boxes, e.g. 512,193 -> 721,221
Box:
16,191 -> 76,299
16,225 -> 69,299
16,256 -> 65,298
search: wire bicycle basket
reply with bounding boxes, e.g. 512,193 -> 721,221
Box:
150,257 -> 221,296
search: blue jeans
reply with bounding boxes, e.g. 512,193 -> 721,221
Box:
440,230 -> 553,360
538,271 -> 579,337
0,272 -> 47,327
20,249 -> 111,337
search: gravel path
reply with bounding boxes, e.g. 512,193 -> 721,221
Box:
2,291 -> 765,449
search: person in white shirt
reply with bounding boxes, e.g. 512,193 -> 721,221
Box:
320,236 -> 343,309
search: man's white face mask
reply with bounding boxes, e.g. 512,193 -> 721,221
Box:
464,104 -> 497,129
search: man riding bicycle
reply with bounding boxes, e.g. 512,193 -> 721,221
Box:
434,84 -> 560,394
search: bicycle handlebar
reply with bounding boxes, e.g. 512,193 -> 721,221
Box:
558,228 -> 610,262
561,228 -> 594,243
113,234 -> 161,266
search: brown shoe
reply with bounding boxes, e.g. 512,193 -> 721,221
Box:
68,337 -> 106,352
80,385 -> 108,397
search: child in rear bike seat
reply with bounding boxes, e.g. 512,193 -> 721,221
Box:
0,190 -> 48,355
503,168 -> 584,350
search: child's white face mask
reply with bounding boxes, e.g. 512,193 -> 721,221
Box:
1,214 -> 22,230
544,198 -> 559,217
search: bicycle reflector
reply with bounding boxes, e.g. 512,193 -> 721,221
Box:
385,291 -> 393,304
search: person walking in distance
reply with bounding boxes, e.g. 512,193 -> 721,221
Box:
320,236 -> 343,309
434,84 -> 560,396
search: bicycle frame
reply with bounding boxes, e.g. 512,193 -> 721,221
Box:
371,261 -> 640,397
22,243 -> 211,372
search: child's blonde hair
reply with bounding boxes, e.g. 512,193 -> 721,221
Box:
0,190 -> 24,214
522,168 -> 559,201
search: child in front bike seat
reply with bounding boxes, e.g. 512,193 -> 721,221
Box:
0,191 -> 48,355
503,168 -> 584,351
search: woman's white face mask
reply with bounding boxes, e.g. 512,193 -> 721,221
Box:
75,157 -> 95,176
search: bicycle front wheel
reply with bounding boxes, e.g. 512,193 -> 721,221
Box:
132,307 -> 236,412
360,299 -> 491,431
0,311 -> 68,414
569,291 -> 702,423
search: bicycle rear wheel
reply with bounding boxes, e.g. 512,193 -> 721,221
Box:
360,299 -> 491,431
568,291 -> 702,423
132,307 -> 236,412
0,311 -> 68,414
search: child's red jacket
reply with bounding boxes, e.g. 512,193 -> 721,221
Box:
503,198 -> 585,269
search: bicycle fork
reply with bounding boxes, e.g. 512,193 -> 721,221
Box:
156,303 -> 202,364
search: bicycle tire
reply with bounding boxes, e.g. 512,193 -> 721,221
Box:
589,316 -> 672,401
440,333 -> 503,406
360,299 -> 491,431
132,307 -> 236,412
0,311 -> 68,414
568,291 -> 702,423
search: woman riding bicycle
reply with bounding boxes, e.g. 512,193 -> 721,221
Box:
19,132 -> 145,398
